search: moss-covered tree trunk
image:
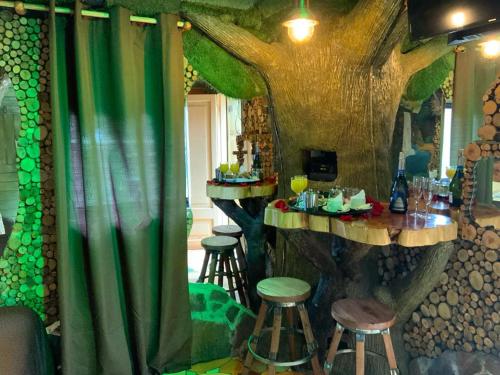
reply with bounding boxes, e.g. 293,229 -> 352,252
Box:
186,2 -> 453,374
187,1 -> 450,199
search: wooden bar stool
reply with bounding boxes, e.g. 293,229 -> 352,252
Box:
324,298 -> 400,375
212,224 -> 248,283
199,236 -> 248,307
243,277 -> 322,375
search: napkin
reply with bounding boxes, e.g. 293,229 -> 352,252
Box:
350,189 -> 366,209
327,192 -> 343,212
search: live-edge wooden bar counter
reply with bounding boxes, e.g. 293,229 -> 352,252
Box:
264,200 -> 458,360
265,202 -> 457,247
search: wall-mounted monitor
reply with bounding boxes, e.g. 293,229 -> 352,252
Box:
302,150 -> 337,182
408,0 -> 500,41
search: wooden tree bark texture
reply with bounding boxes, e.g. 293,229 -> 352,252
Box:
186,3 -> 453,373
186,1 -> 451,199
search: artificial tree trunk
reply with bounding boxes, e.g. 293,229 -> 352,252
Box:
186,2 -> 453,373
186,0 -> 451,199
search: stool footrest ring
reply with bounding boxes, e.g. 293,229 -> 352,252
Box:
247,327 -> 317,368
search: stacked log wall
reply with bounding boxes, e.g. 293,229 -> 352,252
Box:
380,75 -> 500,359
241,97 -> 274,178
0,12 -> 58,324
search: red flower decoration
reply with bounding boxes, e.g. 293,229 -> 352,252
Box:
339,215 -> 354,221
274,199 -> 289,213
274,200 -> 287,209
265,175 -> 277,184
240,183 -> 249,186
366,196 -> 384,216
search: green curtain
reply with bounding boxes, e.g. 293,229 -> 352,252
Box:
49,2 -> 191,374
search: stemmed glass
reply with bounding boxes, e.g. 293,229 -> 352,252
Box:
230,162 -> 240,175
291,175 -> 308,207
219,163 -> 229,179
422,178 -> 438,219
446,166 -> 456,180
410,176 -> 423,217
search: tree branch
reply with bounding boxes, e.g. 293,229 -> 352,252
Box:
211,198 -> 255,228
374,241 -> 454,323
372,7 -> 408,68
184,13 -> 279,68
340,0 -> 404,65
401,36 -> 453,77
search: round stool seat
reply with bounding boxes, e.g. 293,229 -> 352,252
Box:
331,298 -> 396,331
257,277 -> 311,303
212,224 -> 243,238
201,236 -> 238,252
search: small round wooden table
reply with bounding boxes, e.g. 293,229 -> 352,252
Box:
207,182 -> 277,310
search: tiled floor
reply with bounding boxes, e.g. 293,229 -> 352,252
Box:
187,249 -> 205,283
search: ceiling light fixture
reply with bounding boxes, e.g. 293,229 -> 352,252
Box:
481,39 -> 500,58
450,11 -> 466,28
283,0 -> 319,44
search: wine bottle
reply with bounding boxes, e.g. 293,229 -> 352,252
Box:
252,143 -> 263,179
449,149 -> 464,208
389,152 -> 409,213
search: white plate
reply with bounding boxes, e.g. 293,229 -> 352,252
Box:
322,205 -> 350,214
350,203 -> 373,211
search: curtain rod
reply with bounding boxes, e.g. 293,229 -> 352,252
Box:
0,0 -> 190,27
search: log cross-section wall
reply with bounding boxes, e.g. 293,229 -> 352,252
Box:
384,76 -> 500,359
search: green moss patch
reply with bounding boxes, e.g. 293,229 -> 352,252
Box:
404,52 -> 455,102
183,29 -> 267,99
189,283 -> 255,364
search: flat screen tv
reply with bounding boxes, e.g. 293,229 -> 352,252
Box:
408,0 -> 500,41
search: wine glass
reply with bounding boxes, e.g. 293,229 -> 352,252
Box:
299,175 -> 308,193
422,178 -> 437,219
446,166 -> 456,180
219,163 -> 229,177
410,176 -> 423,217
230,162 -> 240,175
291,175 -> 308,207
291,175 -> 308,195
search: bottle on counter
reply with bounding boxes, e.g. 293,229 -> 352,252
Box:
252,142 -> 263,180
449,149 -> 464,208
389,151 -> 409,214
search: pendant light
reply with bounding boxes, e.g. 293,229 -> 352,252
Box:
480,38 -> 500,59
283,0 -> 319,43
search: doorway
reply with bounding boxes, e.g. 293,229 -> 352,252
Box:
185,89 -> 243,282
